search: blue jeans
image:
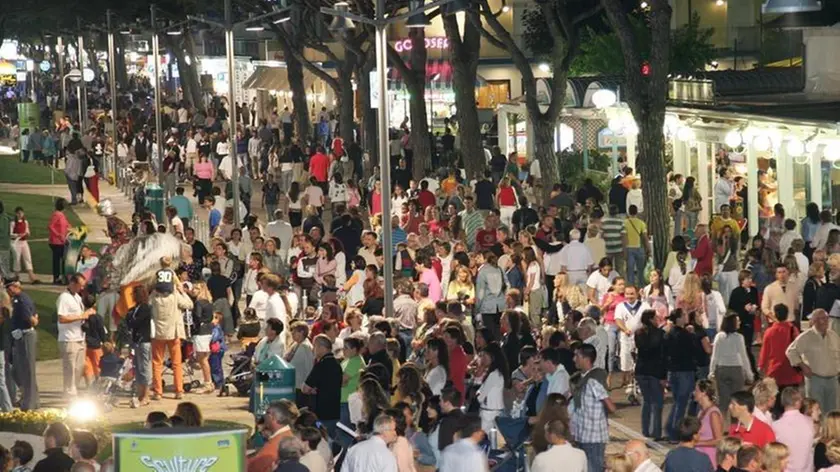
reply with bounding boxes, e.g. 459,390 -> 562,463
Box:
636,374 -> 663,439
411,432 -> 437,466
626,247 -> 647,286
666,370 -> 696,440
606,323 -> 620,373
578,442 -> 606,472
398,328 -> 414,361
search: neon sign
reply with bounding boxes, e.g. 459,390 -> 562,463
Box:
393,37 -> 449,53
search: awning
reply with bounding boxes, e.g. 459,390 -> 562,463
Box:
387,59 -> 487,91
242,66 -> 322,91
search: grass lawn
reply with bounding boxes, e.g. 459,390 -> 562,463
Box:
0,192 -> 83,239
25,289 -> 60,361
0,154 -> 63,185
97,420 -> 251,461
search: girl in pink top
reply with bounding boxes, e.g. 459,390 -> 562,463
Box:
48,199 -> 71,284
370,180 -> 383,216
418,256 -> 442,303
193,154 -> 215,204
694,379 -> 724,467
599,277 -> 626,326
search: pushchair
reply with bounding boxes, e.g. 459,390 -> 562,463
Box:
220,343 -> 256,397
162,338 -> 203,393
96,352 -> 135,412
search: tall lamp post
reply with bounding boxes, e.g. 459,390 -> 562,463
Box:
321,0 -> 462,318
150,6 -> 165,190
189,0 -> 292,225
107,10 -> 120,187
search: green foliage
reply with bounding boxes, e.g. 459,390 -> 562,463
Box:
524,10 -> 715,76
0,155 -> 64,185
557,149 -> 611,193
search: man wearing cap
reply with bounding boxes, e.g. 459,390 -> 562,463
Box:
150,258 -> 193,400
6,277 -> 38,410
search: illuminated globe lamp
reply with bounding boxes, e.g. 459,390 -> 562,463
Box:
824,141 -> 840,162
753,134 -> 771,152
624,120 -> 639,136
608,117 -> 625,134
592,89 -> 617,109
725,130 -> 743,149
786,137 -> 805,157
663,114 -> 680,137
676,126 -> 695,142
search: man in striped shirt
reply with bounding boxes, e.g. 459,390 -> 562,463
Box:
601,204 -> 626,274
460,196 -> 485,251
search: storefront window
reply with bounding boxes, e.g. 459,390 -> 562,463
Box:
477,80 -> 510,109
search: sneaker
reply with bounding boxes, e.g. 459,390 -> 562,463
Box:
150,393 -> 162,401
174,393 -> 184,400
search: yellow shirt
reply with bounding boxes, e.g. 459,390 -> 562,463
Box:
624,217 -> 647,248
710,216 -> 741,240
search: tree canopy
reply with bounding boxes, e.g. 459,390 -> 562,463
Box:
523,10 -> 715,76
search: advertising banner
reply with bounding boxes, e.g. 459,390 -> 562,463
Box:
113,428 -> 248,472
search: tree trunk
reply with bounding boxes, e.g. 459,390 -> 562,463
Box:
452,66 -> 481,179
406,28 -> 431,181
182,34 -> 205,111
357,63 -> 377,158
337,55 -> 356,145
284,45 -> 311,140
444,14 -> 482,179
532,117 -> 560,199
114,34 -> 128,92
637,112 -> 669,270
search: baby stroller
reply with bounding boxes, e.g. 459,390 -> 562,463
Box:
97,353 -> 136,412
162,338 -> 202,393
221,343 -> 256,397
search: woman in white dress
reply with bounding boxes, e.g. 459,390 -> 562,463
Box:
423,338 -> 449,396
342,256 -> 367,307
476,342 -> 510,433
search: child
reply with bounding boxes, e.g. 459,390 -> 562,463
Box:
99,342 -> 122,380
209,312 -> 227,391
11,207 -> 38,284
237,307 -> 261,348
801,397 -> 822,437
75,245 -> 100,281
11,440 -> 34,472
319,274 -> 338,306
81,293 -> 108,387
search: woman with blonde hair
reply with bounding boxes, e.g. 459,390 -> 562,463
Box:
762,442 -> 789,472
716,437 -> 742,472
677,272 -> 707,328
553,272 -> 588,315
446,266 -> 476,305
815,411 -> 840,470
820,439 -> 840,472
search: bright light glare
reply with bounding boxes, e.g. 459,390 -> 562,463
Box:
274,17 -> 291,24
786,137 -> 804,157
67,399 -> 98,422
538,63 -> 550,73
640,1 -> 649,8
166,31 -> 182,36
753,134 -> 771,152
592,89 -> 617,109
502,5 -> 510,12
716,0 -> 725,6
725,130 -> 743,148
246,26 -> 265,32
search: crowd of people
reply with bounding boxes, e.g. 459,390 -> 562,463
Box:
5,84 -> 840,472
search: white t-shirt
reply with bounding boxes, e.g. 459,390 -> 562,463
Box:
177,108 -> 189,123
305,185 -> 324,208
248,290 -> 269,320
543,243 -> 565,276
526,262 -> 542,290
586,271 -> 616,302
558,241 -> 594,273
186,138 -> 197,154
216,141 -> 230,156
265,292 -> 289,331
614,301 -> 651,339
530,159 -> 542,179
425,365 -> 447,396
329,182 -> 347,203
57,291 -> 85,342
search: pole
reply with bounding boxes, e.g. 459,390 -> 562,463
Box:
225,0 -> 241,225
58,36 -> 66,111
76,85 -> 83,128
151,5 -> 165,192
77,27 -> 87,129
376,0 -> 394,318
107,10 -> 119,187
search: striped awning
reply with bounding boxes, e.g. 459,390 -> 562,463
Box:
242,66 -> 321,91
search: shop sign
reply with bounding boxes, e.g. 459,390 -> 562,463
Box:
393,36 -> 449,53
598,128 -> 627,149
0,60 -> 16,86
668,78 -> 716,105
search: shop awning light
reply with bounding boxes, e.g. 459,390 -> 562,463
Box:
273,16 -> 291,24
538,63 -> 550,73
753,134 -> 772,152
825,141 -> 840,161
677,126 -> 696,142
246,26 -> 265,32
166,30 -> 182,36
762,0 -> 821,14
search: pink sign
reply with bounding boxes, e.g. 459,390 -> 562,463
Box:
393,37 -> 449,53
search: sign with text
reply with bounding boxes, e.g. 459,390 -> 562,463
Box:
393,36 -> 449,53
114,428 -> 247,472
598,128 -> 627,149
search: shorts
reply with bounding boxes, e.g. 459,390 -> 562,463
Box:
619,337 -> 635,372
84,347 -> 103,378
133,342 -> 152,387
192,334 -> 212,353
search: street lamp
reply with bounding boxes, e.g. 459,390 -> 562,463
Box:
188,0 -> 293,225
322,0 -> 463,318
107,10 -> 120,188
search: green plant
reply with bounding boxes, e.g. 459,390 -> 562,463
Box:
556,149 -> 612,194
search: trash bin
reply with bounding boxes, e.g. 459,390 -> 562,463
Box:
250,354 -> 296,415
144,183 -> 164,223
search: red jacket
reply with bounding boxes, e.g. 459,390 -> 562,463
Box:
758,321 -> 802,386
692,235 -> 713,276
448,345 -> 468,403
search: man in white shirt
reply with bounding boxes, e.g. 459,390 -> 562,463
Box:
439,415 -> 489,472
265,209 -> 294,261
358,231 -> 380,268
586,262 -> 617,305
559,229 -> 595,286
625,439 -> 662,472
263,275 -> 289,332
56,274 -> 92,396
577,317 -> 607,372
435,241 -> 453,296
340,414 -> 399,472
540,347 -> 571,396
532,420 -> 587,472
